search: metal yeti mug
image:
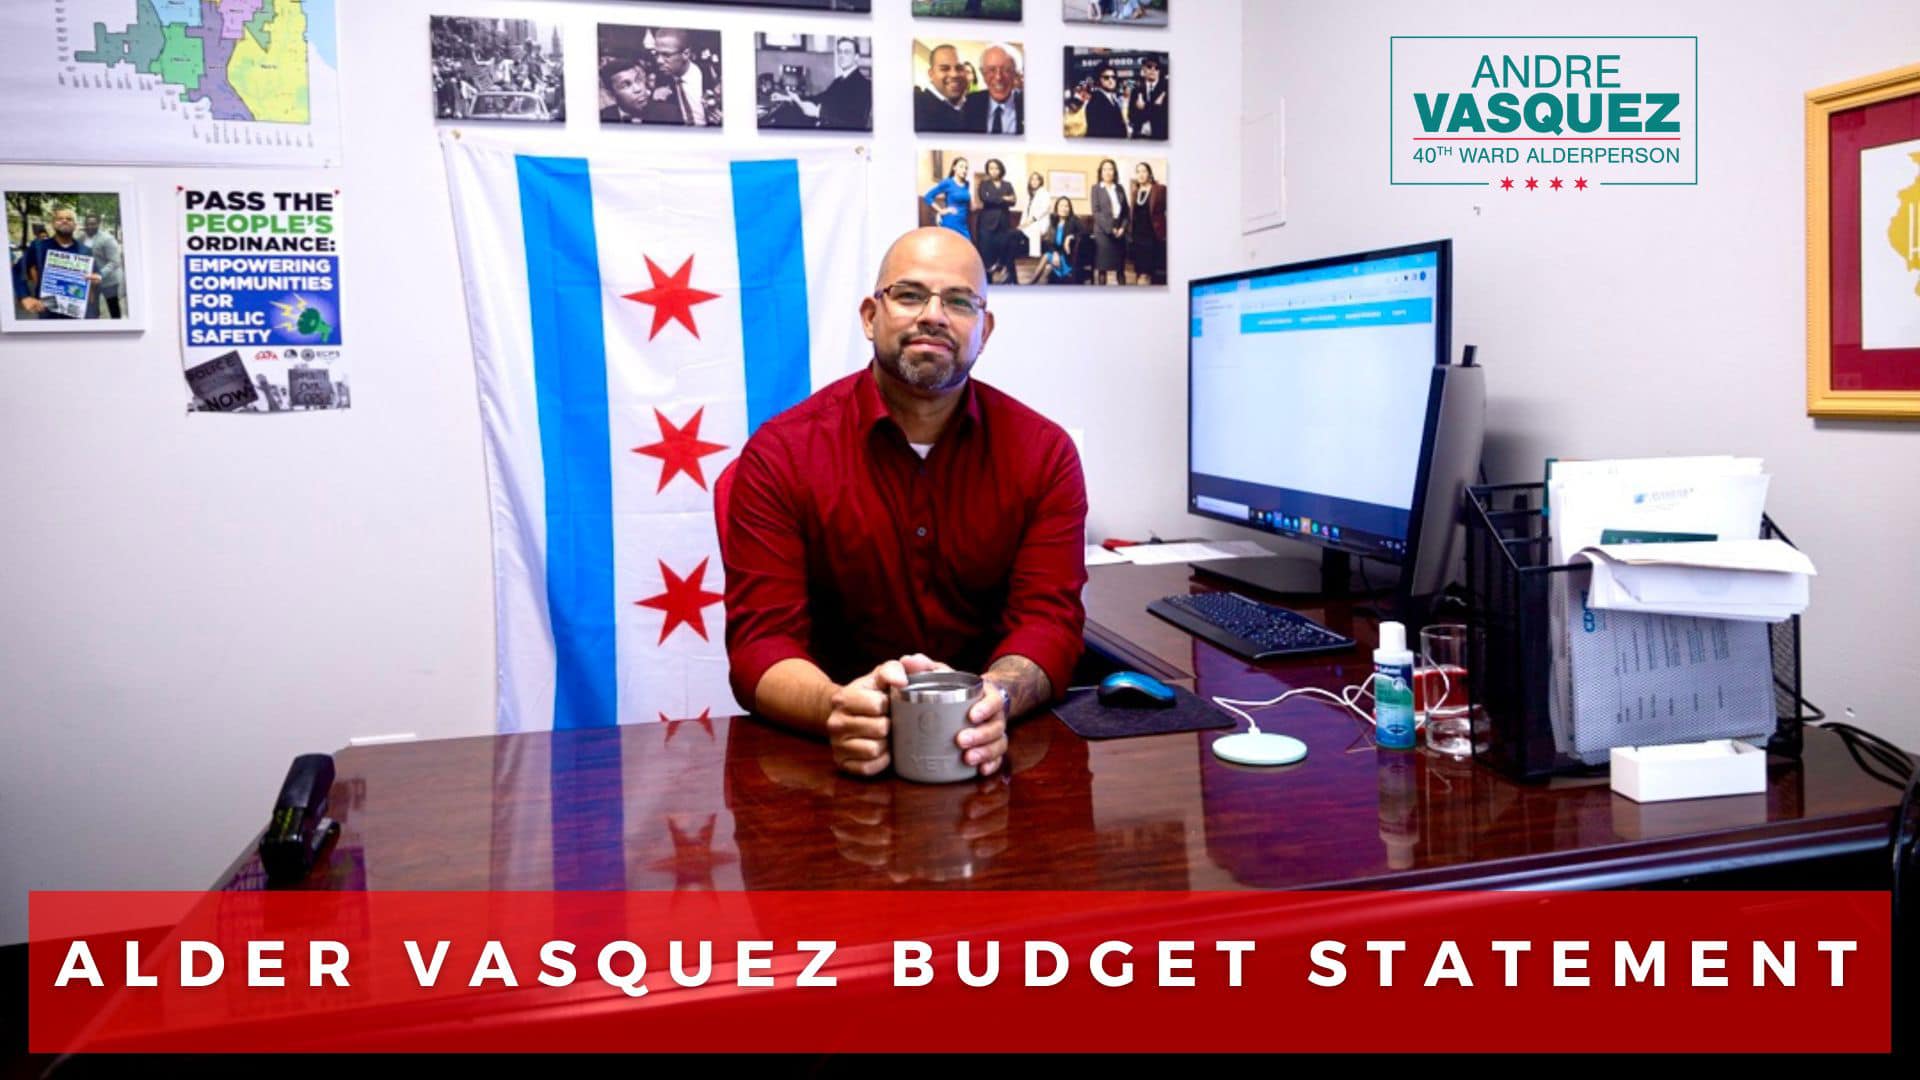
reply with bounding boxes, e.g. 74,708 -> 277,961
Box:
889,671 -> 985,784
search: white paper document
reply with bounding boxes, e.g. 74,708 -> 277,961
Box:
1578,539 -> 1816,622
1084,545 -> 1129,567
1547,456 -> 1769,564
1116,540 -> 1272,565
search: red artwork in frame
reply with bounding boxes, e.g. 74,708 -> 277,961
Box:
1806,63 -> 1920,417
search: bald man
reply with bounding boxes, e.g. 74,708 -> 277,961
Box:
722,228 -> 1088,779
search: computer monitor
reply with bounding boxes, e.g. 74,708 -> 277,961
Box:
1186,238 -> 1482,602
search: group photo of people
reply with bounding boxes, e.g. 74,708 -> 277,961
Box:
1063,0 -> 1169,25
917,150 -> 1168,286
598,25 -> 726,127
1063,47 -> 1169,140
911,39 -> 1026,135
6,190 -> 131,323
755,34 -> 873,131
429,16 -> 565,123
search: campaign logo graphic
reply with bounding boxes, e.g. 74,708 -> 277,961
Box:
254,350 -> 279,361
1390,37 -> 1697,190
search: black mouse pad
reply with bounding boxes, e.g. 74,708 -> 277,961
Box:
1052,685 -> 1236,740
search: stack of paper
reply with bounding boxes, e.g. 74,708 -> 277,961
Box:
1544,456 -> 1782,763
1113,540 -> 1272,566
1546,455 -> 1769,562
1578,539 -> 1816,622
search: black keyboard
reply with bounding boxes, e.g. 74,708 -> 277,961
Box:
1146,591 -> 1357,661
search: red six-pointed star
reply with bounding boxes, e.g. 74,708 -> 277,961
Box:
636,558 -> 725,643
633,407 -> 729,492
1550,177 -> 1564,191
1525,177 -> 1539,190
1500,177 -> 1515,190
623,255 -> 721,340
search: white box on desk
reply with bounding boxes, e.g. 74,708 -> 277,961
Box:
1610,739 -> 1767,803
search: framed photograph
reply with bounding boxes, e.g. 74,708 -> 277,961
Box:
913,38 -> 1025,135
1806,61 -> 1920,418
913,0 -> 1022,19
1062,0 -> 1167,27
1063,46 -> 1168,140
431,15 -> 566,123
676,0 -> 868,9
3,180 -> 145,333
756,33 -> 872,131
600,25 -> 724,127
919,149 -> 1166,287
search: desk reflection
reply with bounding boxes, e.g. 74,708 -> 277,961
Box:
472,715 -> 1098,891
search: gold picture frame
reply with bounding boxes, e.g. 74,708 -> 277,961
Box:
1805,61 -> 1920,418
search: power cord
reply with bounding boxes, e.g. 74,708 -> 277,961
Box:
1814,720 -> 1915,790
1212,682 -> 1375,734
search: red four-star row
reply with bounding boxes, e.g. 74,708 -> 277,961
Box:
1499,177 -> 1590,191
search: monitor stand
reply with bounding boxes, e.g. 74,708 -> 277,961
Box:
1189,549 -> 1352,598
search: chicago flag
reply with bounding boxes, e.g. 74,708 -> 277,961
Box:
442,133 -> 869,732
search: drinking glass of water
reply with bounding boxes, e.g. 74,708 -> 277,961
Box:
1416,623 -> 1471,758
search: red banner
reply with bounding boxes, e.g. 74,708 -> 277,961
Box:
30,890 -> 1890,1053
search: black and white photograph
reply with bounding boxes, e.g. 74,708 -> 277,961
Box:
912,38 -> 1025,135
3,183 -> 144,334
1062,0 -> 1168,25
918,149 -> 1167,287
912,0 -> 1023,19
681,0 -> 868,9
1064,47 -> 1168,139
599,25 -> 725,127
756,34 -> 873,131
430,15 -> 566,123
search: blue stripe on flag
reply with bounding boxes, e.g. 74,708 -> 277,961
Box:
730,159 -> 812,434
548,728 -> 626,890
515,155 -> 616,731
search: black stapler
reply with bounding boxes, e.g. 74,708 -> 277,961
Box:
258,753 -> 342,886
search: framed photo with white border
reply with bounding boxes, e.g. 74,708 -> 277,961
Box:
2,177 -> 146,334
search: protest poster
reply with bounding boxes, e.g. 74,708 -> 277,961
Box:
179,185 -> 348,413
39,250 -> 94,318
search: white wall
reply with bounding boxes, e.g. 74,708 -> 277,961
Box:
0,0 -> 1241,943
1239,0 -> 1920,750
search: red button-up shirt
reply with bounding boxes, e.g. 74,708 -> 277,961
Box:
722,366 -> 1088,706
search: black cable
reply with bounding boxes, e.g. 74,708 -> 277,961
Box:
1836,735 -> 1912,791
1834,729 -> 1912,783
1814,720 -> 1916,789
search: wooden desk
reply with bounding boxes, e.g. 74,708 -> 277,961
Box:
217,562 -> 1906,893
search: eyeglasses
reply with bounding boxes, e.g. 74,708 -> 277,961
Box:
876,282 -> 985,319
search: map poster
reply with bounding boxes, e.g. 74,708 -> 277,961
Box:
180,184 -> 349,413
39,250 -> 95,318
0,1 -> 342,168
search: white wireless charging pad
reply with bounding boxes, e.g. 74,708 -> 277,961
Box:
1211,731 -> 1308,767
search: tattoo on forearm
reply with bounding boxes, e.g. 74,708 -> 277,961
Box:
985,655 -> 1052,717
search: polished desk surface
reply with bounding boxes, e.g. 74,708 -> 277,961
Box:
218,562 -> 1907,893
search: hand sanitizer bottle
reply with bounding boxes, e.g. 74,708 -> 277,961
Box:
1374,621 -> 1417,750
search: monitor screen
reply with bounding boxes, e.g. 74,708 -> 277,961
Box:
1187,240 -> 1451,563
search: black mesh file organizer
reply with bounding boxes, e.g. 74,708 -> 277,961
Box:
1463,482 -> 1819,781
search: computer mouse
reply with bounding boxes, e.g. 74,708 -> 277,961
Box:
1097,670 -> 1177,708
